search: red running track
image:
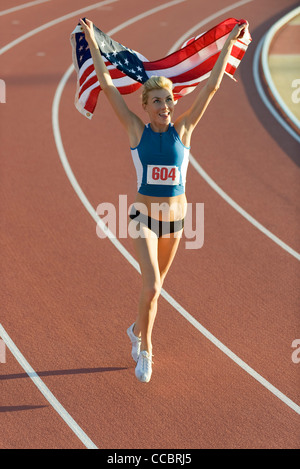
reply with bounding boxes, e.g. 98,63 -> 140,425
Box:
0,0 -> 299,449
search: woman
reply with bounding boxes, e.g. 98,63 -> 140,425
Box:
79,17 -> 248,383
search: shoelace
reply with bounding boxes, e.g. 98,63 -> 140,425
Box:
140,352 -> 154,369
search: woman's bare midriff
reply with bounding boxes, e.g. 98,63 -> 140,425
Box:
133,192 -> 187,222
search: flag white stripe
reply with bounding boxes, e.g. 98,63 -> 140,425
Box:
145,34 -> 230,79
172,75 -> 209,88
79,70 -> 138,99
111,75 -> 140,87
228,56 -> 240,68
78,81 -> 99,104
78,57 -> 94,78
71,18 -> 251,118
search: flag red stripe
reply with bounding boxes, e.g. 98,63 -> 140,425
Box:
225,63 -> 237,76
83,85 -> 101,114
165,48 -> 242,86
231,44 -> 246,60
79,74 -> 141,99
166,53 -> 221,84
109,67 -> 128,80
118,82 -> 143,95
79,75 -> 99,98
144,18 -> 239,72
173,82 -> 201,93
79,64 -> 95,87
71,17 -> 251,118
79,64 -> 127,92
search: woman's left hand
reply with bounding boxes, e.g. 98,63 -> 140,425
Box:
228,20 -> 249,41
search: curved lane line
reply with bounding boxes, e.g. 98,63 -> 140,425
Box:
2,0 -> 298,260
253,33 -> 300,144
0,0 -> 52,17
1,1 -> 299,453
0,0 -> 119,55
166,1 -> 300,261
52,8 -> 300,415
168,0 -> 254,52
189,154 -> 300,260
261,6 -> 300,131
0,0 -> 186,450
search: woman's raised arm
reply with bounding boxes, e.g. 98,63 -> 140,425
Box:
175,21 -> 249,137
79,18 -> 143,137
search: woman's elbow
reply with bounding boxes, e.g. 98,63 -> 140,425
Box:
102,82 -> 115,96
206,82 -> 220,94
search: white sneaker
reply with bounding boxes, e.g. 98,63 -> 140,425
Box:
127,323 -> 141,362
135,350 -> 153,383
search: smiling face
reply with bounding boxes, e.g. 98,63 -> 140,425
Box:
143,87 -> 175,132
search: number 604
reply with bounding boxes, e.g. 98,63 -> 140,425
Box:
152,166 -> 177,181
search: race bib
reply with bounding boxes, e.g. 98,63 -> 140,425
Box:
147,165 -> 180,185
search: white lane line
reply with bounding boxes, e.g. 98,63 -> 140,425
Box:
253,33 -> 300,144
167,2 -> 300,261
104,0 -> 186,36
168,0 -> 254,53
161,290 -> 300,416
0,0 -> 121,451
0,0 -> 187,449
53,63 -> 141,274
261,6 -> 300,131
189,154 -> 300,261
52,9 -> 300,417
2,0 -> 297,260
0,324 -> 98,449
0,0 -> 51,17
0,0 -> 119,55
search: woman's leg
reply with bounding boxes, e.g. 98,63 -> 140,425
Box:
132,226 -> 183,354
158,229 -> 183,286
132,225 -> 160,354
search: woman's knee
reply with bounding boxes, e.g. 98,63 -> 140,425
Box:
142,281 -> 161,304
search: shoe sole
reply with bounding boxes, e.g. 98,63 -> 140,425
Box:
135,370 -> 152,383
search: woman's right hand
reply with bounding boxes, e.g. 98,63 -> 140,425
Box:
79,18 -> 98,48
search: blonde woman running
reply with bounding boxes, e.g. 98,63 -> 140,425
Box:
79,18 -> 248,383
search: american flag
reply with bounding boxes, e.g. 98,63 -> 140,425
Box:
70,17 -> 251,119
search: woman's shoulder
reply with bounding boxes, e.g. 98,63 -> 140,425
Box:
173,118 -> 192,148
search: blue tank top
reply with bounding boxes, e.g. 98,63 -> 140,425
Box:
130,123 -> 190,197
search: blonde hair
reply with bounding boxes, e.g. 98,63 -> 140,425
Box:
142,76 -> 173,105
